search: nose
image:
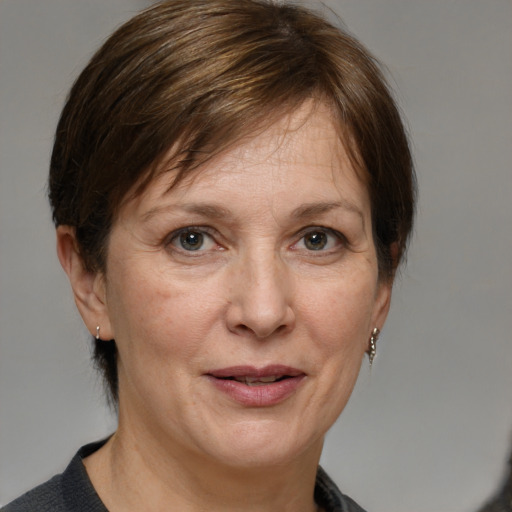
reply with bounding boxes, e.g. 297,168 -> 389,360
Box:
225,251 -> 295,339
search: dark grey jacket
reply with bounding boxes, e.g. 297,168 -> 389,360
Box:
2,440 -> 367,512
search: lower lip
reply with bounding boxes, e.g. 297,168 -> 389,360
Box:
206,376 -> 305,407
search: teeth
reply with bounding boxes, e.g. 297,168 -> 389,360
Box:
259,376 -> 278,383
233,376 -> 280,385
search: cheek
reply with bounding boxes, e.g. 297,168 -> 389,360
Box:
295,270 -> 377,424
298,273 -> 377,356
106,272 -> 208,413
107,264 -> 223,365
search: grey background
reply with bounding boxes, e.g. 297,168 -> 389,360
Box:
1,1 -> 511,510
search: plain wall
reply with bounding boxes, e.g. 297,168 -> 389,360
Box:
1,1 -> 511,510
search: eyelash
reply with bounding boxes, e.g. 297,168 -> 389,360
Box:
291,227 -> 347,253
165,226 -> 347,254
166,226 -> 220,254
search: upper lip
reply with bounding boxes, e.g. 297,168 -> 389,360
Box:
206,365 -> 304,379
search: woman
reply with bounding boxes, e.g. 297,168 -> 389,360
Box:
3,1 -> 415,511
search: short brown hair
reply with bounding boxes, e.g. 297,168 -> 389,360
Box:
49,0 -> 416,403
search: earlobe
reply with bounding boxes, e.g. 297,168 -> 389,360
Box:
56,226 -> 114,340
366,280 -> 392,363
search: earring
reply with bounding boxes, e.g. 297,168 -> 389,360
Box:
95,325 -> 100,340
369,327 -> 380,367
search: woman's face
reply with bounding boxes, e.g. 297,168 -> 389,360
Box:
93,102 -> 391,468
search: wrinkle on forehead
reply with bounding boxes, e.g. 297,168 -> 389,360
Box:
122,99 -> 370,232
153,98 -> 362,191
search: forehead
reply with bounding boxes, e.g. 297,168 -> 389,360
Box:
122,101 -> 370,220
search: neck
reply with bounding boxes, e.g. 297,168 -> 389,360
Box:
84,427 -> 324,512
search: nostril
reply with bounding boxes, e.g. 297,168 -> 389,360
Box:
231,322 -> 288,339
226,299 -> 295,339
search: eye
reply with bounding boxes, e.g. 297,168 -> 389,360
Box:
294,228 -> 344,252
169,228 -> 217,252
304,231 -> 328,250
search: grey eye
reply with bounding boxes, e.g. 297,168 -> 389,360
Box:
304,231 -> 328,250
179,231 -> 204,251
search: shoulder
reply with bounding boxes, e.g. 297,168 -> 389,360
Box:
1,440 -> 109,512
1,475 -> 64,512
315,466 -> 368,512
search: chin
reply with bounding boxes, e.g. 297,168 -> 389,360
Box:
200,419 -> 322,470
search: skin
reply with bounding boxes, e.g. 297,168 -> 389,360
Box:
57,101 -> 392,512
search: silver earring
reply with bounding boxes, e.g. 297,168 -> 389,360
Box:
369,327 -> 380,367
95,326 -> 100,340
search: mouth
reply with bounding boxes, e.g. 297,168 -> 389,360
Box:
218,375 -> 295,386
205,365 -> 305,406
206,365 -> 304,385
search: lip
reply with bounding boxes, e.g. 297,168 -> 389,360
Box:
205,365 -> 306,407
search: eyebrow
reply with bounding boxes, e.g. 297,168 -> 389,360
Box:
290,200 -> 364,221
290,200 -> 366,232
141,203 -> 232,223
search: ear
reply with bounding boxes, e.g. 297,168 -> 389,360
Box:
368,243 -> 398,348
371,277 -> 392,333
56,226 -> 114,340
